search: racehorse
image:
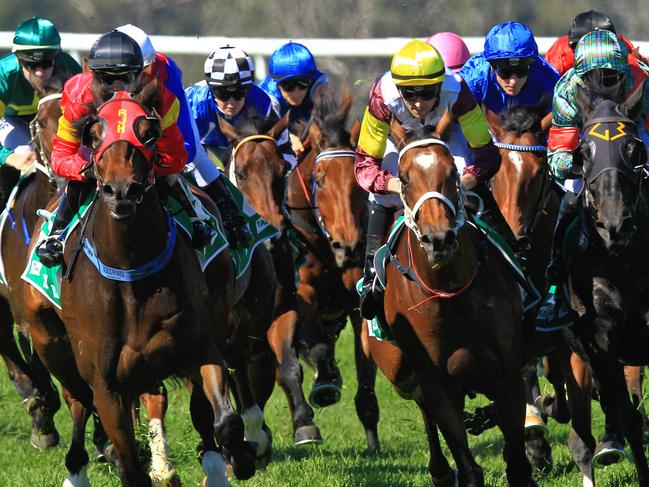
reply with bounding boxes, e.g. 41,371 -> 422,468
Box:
366,127 -> 534,486
0,81 -> 64,450
561,82 -> 649,486
220,114 -> 327,445
285,86 -> 380,450
22,79 -> 259,486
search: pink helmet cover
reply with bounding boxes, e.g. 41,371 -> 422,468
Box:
426,32 -> 470,72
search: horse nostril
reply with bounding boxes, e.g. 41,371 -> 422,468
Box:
331,241 -> 344,250
420,234 -> 433,244
102,184 -> 115,197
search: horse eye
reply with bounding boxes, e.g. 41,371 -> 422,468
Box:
315,177 -> 324,188
234,169 -> 248,182
399,175 -> 409,186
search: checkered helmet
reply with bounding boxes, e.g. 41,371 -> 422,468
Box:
204,46 -> 254,87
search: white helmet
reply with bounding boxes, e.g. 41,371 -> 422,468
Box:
116,24 -> 155,66
204,45 -> 255,87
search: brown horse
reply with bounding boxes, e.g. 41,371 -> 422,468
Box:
22,80 -> 259,486
221,114 -> 326,445
0,84 -> 63,450
366,129 -> 534,486
286,86 -> 380,450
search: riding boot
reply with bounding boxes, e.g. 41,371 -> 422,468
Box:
536,191 -> 580,331
162,176 -> 214,249
359,202 -> 392,320
203,176 -> 252,249
36,180 -> 91,268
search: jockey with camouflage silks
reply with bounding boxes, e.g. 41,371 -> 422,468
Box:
117,27 -> 252,248
35,31 -> 208,267
0,17 -> 81,185
460,21 -> 559,116
537,30 -> 649,330
355,39 -> 508,319
258,42 -> 328,156
185,45 -> 296,172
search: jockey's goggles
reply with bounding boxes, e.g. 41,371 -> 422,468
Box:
491,58 -> 533,79
19,57 -> 55,71
277,77 -> 312,92
210,85 -> 250,101
583,69 -> 625,89
93,69 -> 141,89
398,84 -> 441,102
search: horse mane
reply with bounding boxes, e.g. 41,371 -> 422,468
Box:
233,113 -> 278,138
295,85 -> 352,147
404,124 -> 440,142
501,105 -> 543,139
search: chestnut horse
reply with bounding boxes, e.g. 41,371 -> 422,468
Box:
0,84 -> 64,450
23,80 -> 260,486
286,86 -> 380,450
366,129 -> 534,486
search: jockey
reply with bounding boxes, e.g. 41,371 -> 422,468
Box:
426,32 -> 470,73
460,22 -> 559,116
35,31 -> 205,267
537,30 -> 649,328
185,45 -> 295,170
258,41 -> 328,155
355,39 -> 505,319
116,27 -> 252,247
546,10 -> 646,76
0,17 -> 81,177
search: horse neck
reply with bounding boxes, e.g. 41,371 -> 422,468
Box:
91,190 -> 169,269
405,226 -> 478,292
25,171 -> 57,229
289,148 -> 317,224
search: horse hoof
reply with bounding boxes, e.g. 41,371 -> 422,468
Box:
366,430 -> 380,454
228,441 -> 256,480
432,468 -> 458,487
593,439 -> 625,467
256,425 -> 273,469
62,465 -> 91,487
524,420 -> 548,441
151,470 -> 181,487
294,425 -> 323,445
538,394 -> 570,424
31,428 -> 60,450
308,382 -> 342,408
530,452 -> 553,477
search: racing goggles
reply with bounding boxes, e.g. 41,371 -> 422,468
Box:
93,69 -> 141,89
16,51 -> 57,71
398,84 -> 441,102
491,59 -> 533,79
210,85 -> 250,101
277,77 -> 312,92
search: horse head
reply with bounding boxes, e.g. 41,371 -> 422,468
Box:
301,86 -> 365,268
31,77 -> 66,175
489,102 -> 552,241
575,81 -> 649,252
83,78 -> 162,222
397,125 -> 464,265
221,113 -> 289,229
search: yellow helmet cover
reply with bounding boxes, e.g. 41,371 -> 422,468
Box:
391,39 -> 446,86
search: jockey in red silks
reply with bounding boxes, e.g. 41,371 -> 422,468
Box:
36,30 -> 211,267
545,10 -> 647,77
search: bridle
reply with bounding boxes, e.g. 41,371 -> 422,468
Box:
229,134 -> 280,186
29,92 -> 62,181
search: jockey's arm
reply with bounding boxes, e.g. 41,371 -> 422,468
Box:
51,94 -> 91,182
547,82 -> 581,182
153,86 -> 188,176
451,81 -> 501,185
354,80 -> 396,194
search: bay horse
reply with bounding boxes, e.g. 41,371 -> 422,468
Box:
22,79 -> 259,486
366,128 -> 534,486
220,114 -> 326,445
286,86 -> 380,450
0,83 -> 64,450
561,83 -> 649,486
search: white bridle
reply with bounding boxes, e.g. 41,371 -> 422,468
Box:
398,138 -> 466,240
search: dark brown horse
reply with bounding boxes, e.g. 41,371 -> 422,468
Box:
286,86 -> 380,450
366,129 -> 534,486
23,80 -> 259,486
0,85 -> 63,450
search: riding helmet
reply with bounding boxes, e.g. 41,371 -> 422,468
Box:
269,42 -> 318,83
115,24 -> 156,67
88,30 -> 143,74
427,32 -> 470,72
204,45 -> 255,87
568,10 -> 616,50
483,22 -> 538,61
12,17 -> 61,62
391,39 -> 445,87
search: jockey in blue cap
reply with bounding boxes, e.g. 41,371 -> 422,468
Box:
460,21 -> 559,116
258,41 -> 328,155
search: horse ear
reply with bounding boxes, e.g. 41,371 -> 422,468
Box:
350,118 -> 361,146
82,57 -> 90,72
218,115 -> 239,144
484,108 -> 503,139
390,118 -> 407,150
435,109 -> 452,140
308,120 -> 324,149
134,78 -> 159,107
540,112 -> 553,135
337,89 -> 353,122
267,111 -> 289,141
574,84 -> 593,117
622,81 -> 645,121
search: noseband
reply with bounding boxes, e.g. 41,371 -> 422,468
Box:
398,138 -> 466,241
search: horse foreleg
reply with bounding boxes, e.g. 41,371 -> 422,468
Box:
62,388 -> 91,487
353,314 -> 380,452
414,396 -> 456,487
267,310 -> 321,445
541,348 -> 571,423
141,385 -> 181,486
561,348 -> 595,485
522,359 -> 552,476
591,356 -> 649,486
624,366 -> 649,442
93,385 -> 151,487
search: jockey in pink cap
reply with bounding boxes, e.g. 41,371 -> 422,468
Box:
426,32 -> 470,73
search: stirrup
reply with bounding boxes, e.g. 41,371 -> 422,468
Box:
191,220 -> 214,249
36,237 -> 64,268
359,276 -> 379,320
223,217 -> 252,249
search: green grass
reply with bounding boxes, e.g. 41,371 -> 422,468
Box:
0,324 -> 641,486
